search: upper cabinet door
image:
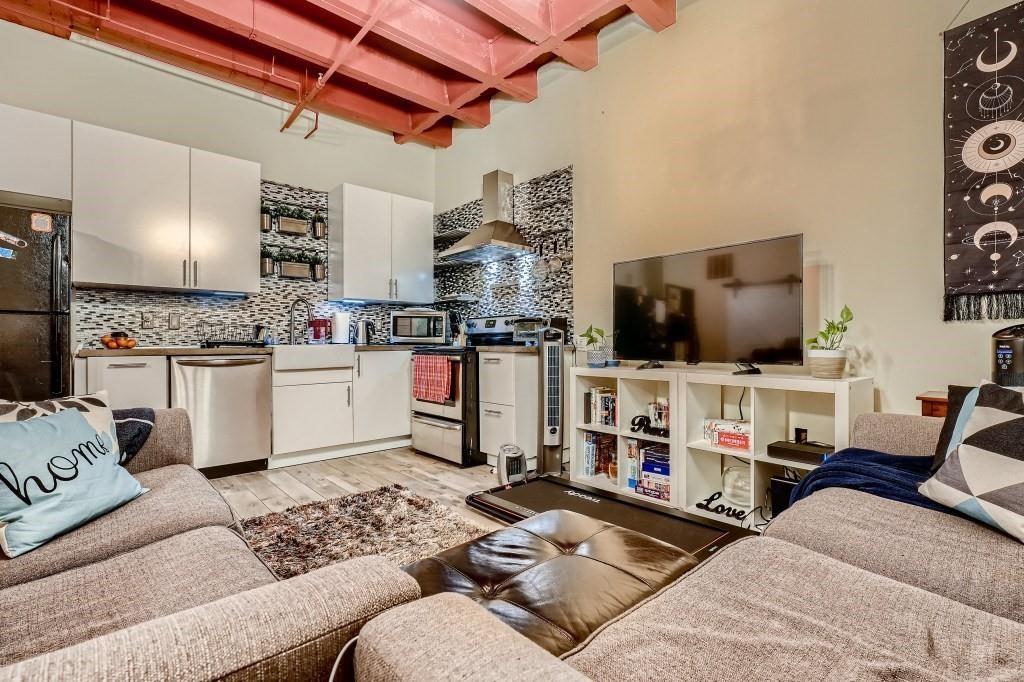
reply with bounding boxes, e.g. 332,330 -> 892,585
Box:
330,183 -> 393,302
0,103 -> 71,201
189,148 -> 260,294
72,122 -> 190,289
390,194 -> 434,304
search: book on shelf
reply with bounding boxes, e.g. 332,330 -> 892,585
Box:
635,444 -> 670,500
582,431 -> 616,478
585,388 -> 618,428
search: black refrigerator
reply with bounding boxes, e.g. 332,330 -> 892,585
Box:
0,204 -> 71,401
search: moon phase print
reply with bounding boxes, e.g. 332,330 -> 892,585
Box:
945,3 -> 1024,321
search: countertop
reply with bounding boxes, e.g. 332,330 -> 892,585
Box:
354,344 -> 421,351
78,346 -> 273,358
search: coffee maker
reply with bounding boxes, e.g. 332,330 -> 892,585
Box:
993,325 -> 1024,387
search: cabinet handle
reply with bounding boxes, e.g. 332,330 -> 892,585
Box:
394,279 -> 398,299
483,358 -> 502,364
108,362 -> 149,369
182,260 -> 187,287
356,355 -> 361,377
484,408 -> 503,416
347,384 -> 352,406
193,260 -> 198,288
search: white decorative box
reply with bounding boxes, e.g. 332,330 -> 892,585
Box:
703,418 -> 752,451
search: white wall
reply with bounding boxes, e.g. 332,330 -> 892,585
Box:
435,0 -> 1013,413
0,21 -> 433,199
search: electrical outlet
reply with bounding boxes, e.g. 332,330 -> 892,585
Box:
168,312 -> 181,330
140,311 -> 154,329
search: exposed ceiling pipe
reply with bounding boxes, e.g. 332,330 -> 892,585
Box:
19,0 -> 301,91
279,0 -> 391,132
303,111 -> 319,139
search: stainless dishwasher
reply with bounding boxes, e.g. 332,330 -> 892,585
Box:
170,355 -> 272,471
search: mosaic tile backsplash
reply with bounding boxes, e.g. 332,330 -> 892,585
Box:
74,168 -> 573,348
434,166 -> 574,333
74,180 -> 403,348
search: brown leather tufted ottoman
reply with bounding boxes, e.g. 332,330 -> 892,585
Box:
404,509 -> 698,656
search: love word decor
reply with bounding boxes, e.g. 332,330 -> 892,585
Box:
945,3 -> 1024,320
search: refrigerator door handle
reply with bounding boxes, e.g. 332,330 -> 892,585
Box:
51,234 -> 61,312
51,317 -> 64,397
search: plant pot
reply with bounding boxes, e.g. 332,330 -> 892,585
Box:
808,349 -> 848,379
260,257 -> 276,277
311,263 -> 327,281
278,216 -> 309,236
279,261 -> 311,279
260,213 -> 273,233
311,218 -> 328,240
586,347 -> 609,368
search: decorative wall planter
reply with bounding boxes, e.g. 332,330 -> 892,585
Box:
260,212 -> 273,233
311,216 -> 328,240
279,261 -> 311,279
260,257 -> 276,277
808,349 -> 848,379
312,264 -> 327,281
277,216 -> 309,236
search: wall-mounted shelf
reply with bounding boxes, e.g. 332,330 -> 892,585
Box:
436,293 -> 479,303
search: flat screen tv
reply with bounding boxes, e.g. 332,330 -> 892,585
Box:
613,235 -> 803,365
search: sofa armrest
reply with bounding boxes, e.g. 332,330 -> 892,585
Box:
0,556 -> 419,682
850,413 -> 944,457
355,593 -> 588,681
124,408 -> 194,473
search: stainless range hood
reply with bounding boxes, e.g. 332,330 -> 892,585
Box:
439,170 -> 531,265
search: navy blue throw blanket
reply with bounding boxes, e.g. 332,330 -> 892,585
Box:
112,408 -> 156,465
790,449 -> 956,515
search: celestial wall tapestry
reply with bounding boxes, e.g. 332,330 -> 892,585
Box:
945,3 -> 1024,321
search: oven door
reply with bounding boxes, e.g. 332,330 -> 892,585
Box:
411,355 -> 462,420
391,313 -> 446,344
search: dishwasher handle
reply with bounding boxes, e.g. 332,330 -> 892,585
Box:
174,358 -> 268,368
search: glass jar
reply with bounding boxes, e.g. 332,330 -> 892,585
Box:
722,466 -> 752,507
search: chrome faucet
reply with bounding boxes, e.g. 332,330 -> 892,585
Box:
289,297 -> 314,345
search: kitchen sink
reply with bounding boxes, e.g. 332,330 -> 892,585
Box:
273,344 -> 355,371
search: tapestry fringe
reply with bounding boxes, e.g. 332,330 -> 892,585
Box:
944,292 -> 1024,321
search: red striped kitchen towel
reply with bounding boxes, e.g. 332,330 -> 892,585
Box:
413,355 -> 452,404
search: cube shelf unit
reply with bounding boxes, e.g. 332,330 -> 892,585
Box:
569,367 -> 681,509
569,367 -> 874,532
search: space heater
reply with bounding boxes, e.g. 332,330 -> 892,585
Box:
994,324 -> 1024,387
539,327 -> 564,474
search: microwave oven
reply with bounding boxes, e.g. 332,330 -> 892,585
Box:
390,309 -> 446,344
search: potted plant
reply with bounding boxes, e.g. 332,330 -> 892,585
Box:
806,305 -> 853,379
260,243 -> 277,277
277,248 -> 311,279
306,250 -> 327,281
260,203 -> 273,233
276,205 -> 310,236
580,325 -> 609,368
311,212 -> 328,240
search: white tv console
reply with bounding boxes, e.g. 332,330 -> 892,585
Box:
568,366 -> 874,532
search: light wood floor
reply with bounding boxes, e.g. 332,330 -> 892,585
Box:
211,447 -> 504,532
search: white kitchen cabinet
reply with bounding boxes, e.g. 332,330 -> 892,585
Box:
390,194 -> 435,304
329,183 -> 392,302
353,350 -> 411,442
273,381 -> 354,455
85,356 -> 169,410
0,103 -> 72,201
477,351 -> 539,467
72,122 -> 191,290
328,183 -> 434,304
189,149 -> 260,294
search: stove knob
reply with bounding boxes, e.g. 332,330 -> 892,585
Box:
505,319 -> 513,326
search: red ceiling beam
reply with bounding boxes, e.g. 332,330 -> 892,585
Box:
0,0 -> 453,146
397,0 -> 673,143
146,0 -> 486,128
625,0 -> 676,32
462,0 -> 550,43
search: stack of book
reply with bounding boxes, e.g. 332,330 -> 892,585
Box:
636,444 -> 670,501
583,388 -> 618,427
582,432 -> 617,478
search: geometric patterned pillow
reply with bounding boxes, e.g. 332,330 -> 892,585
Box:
919,382 -> 1024,543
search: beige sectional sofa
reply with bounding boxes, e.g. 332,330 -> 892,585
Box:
0,409 -> 421,681
354,413 -> 1024,680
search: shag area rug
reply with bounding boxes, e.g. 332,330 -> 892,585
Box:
241,484 -> 487,579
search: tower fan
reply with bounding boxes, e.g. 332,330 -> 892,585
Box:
539,326 -> 564,475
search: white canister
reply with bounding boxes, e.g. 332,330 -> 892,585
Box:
331,312 -> 352,344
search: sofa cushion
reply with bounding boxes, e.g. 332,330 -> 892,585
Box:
0,409 -> 146,557
564,537 -> 1024,680
0,525 -> 275,664
920,382 -> 1024,543
765,487 -> 1024,622
0,464 -> 236,589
